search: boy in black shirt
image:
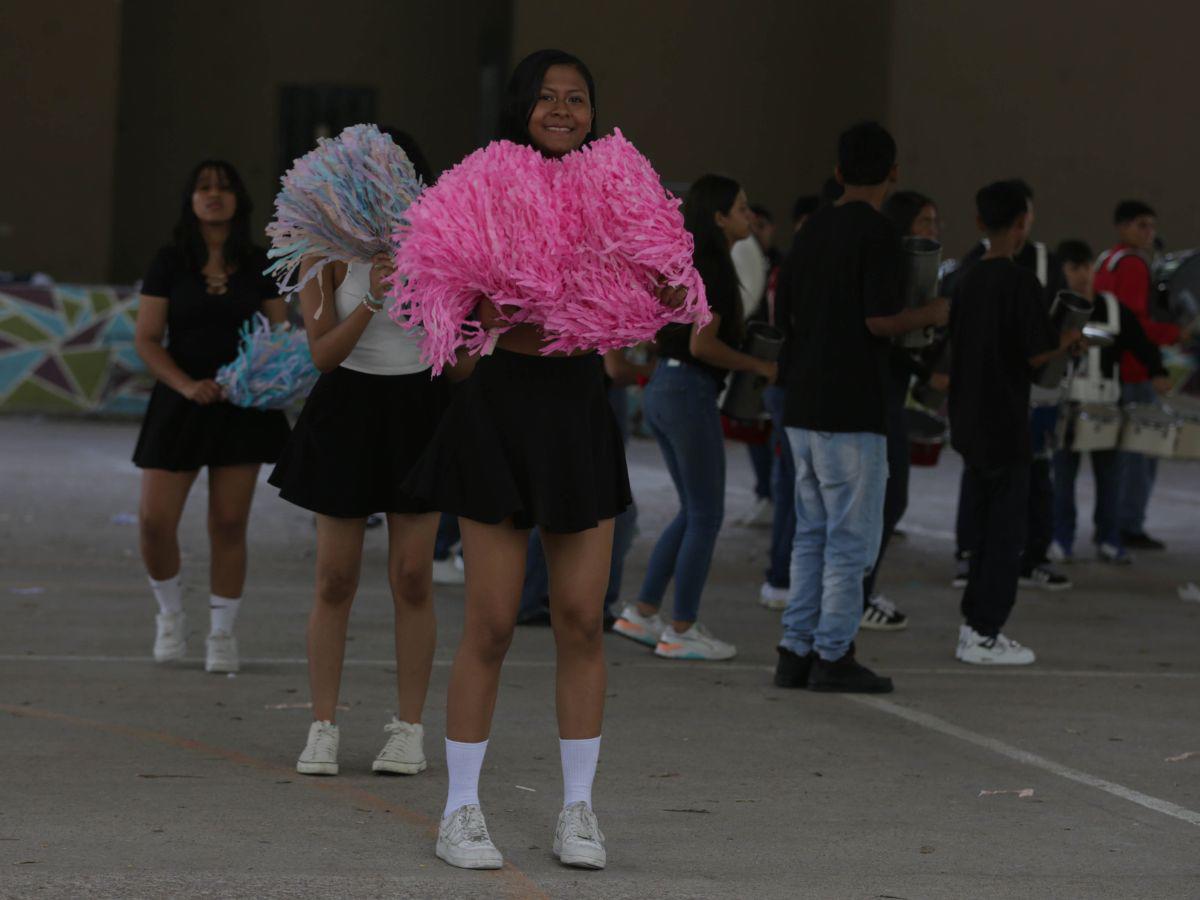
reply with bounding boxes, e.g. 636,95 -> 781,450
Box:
950,181 -> 1082,665
773,122 -> 948,692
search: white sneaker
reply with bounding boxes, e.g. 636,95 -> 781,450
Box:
612,604 -> 664,647
739,496 -> 773,528
205,631 -> 239,673
957,626 -> 1036,666
655,622 -> 737,660
153,611 -> 187,662
1047,540 -> 1073,564
436,804 -> 503,869
296,720 -> 339,775
758,583 -> 788,611
372,717 -> 427,775
553,801 -> 606,869
433,554 -> 465,586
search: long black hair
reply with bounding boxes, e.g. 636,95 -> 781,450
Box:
380,127 -> 434,184
683,174 -> 744,339
882,190 -> 935,236
172,160 -> 257,274
497,49 -> 597,147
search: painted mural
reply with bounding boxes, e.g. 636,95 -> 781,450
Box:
0,283 -> 152,416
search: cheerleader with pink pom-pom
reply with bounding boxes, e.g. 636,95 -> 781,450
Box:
399,50 -> 700,872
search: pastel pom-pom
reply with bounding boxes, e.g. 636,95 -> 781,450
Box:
215,313 -> 320,409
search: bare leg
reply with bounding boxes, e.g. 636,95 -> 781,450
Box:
386,512 -> 439,724
543,520 -> 613,739
308,515 -> 366,722
206,464 -> 260,598
138,468 -> 199,580
444,518 -> 529,742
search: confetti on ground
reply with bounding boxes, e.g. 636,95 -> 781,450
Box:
263,702 -> 350,711
1178,582 -> 1200,603
978,788 -> 1035,799
110,512 -> 137,525
514,785 -> 537,793
9,587 -> 45,596
1165,751 -> 1199,763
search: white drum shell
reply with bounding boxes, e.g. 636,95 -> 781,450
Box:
1119,405 -> 1178,458
1166,396 -> 1200,460
1066,404 -> 1122,452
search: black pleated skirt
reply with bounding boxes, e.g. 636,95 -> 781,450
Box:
133,381 -> 290,471
403,348 -> 632,533
268,366 -> 449,518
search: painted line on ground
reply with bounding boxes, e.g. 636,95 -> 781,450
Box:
846,694 -> 1200,828
893,522 -> 957,541
1,653 -> 1197,679
0,703 -> 549,899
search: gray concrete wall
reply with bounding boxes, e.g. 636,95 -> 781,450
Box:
0,3 -> 122,282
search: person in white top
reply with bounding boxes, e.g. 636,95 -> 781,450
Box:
269,247 -> 450,780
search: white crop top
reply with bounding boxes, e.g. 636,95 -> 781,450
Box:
333,262 -> 427,376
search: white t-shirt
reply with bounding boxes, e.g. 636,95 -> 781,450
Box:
731,237 -> 768,317
333,262 -> 427,376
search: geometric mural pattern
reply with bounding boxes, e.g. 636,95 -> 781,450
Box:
0,284 -> 152,416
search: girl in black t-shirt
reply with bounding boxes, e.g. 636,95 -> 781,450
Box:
132,160 -> 289,675
613,175 -> 777,661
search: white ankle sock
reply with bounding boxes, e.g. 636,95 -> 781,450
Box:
209,594 -> 241,635
560,736 -> 601,809
443,738 -> 488,819
148,574 -> 183,616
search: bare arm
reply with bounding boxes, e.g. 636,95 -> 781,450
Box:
133,294 -> 221,404
865,297 -> 950,338
688,312 -> 777,382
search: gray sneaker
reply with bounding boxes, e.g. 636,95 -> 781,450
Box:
436,804 -> 503,870
553,801 -> 606,869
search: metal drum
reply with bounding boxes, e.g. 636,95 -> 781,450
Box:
1152,249 -> 1200,324
1165,395 -> 1200,460
1036,291 -> 1093,389
1119,403 -> 1178,458
896,237 -> 942,349
906,407 -> 947,467
1062,403 -> 1122,452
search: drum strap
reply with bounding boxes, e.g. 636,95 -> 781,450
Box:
1034,242 -> 1047,286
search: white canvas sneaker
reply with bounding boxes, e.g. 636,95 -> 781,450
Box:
553,801 -> 606,869
153,611 -> 187,663
958,626 -> 1036,666
436,804 -> 503,869
296,720 -> 339,776
372,718 -> 427,775
204,631 -> 239,673
612,604 -> 665,647
654,623 -> 737,661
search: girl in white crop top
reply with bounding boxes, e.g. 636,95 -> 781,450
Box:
332,261 -> 427,375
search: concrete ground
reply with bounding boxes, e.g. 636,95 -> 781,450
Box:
2,416 -> 1198,899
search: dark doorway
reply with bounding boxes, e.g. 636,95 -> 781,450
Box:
278,85 -> 378,178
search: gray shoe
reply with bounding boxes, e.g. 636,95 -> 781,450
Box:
553,801 -> 606,869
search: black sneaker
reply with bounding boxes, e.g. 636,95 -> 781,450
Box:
1121,531 -> 1166,551
808,648 -> 894,693
774,647 -> 815,688
860,594 -> 908,631
1018,563 -> 1072,591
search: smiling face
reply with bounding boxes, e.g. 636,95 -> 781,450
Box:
191,166 -> 237,226
527,64 -> 593,157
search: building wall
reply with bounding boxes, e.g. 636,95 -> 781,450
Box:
888,0 -> 1200,258
0,3 -> 123,282
110,0 -> 508,283
511,0 -> 893,242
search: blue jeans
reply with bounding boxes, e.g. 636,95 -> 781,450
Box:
780,428 -> 887,661
763,386 -> 795,589
638,361 -> 726,623
434,513 -> 460,560
748,441 -> 772,500
1052,447 -> 1121,551
1118,381 -> 1158,535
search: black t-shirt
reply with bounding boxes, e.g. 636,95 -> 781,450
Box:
948,258 -> 1056,468
142,245 -> 279,379
657,254 -> 743,386
944,239 -> 1063,309
779,202 -> 904,433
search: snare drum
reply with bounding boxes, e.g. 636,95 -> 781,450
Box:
1062,403 -> 1122,452
1166,395 -> 1200,460
1119,404 -> 1178,458
906,407 -> 947,467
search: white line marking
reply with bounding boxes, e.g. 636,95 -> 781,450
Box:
894,522 -> 957,541
0,654 -> 1197,678
846,695 -> 1200,827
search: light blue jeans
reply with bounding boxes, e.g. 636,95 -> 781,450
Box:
779,428 -> 888,661
1118,381 -> 1159,535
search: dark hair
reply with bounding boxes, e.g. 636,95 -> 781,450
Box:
497,49 -> 597,148
1056,239 -> 1094,267
1005,178 -> 1034,201
173,160 -> 256,274
750,203 -> 772,222
882,190 -> 935,236
819,178 -> 844,207
837,121 -> 896,186
379,127 -> 434,184
975,180 -> 1029,232
1114,199 -> 1156,224
683,174 -> 744,341
792,194 -> 819,223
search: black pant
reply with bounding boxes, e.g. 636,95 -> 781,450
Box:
959,463 -> 1029,637
863,378 -> 910,606
1023,456 -> 1054,571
